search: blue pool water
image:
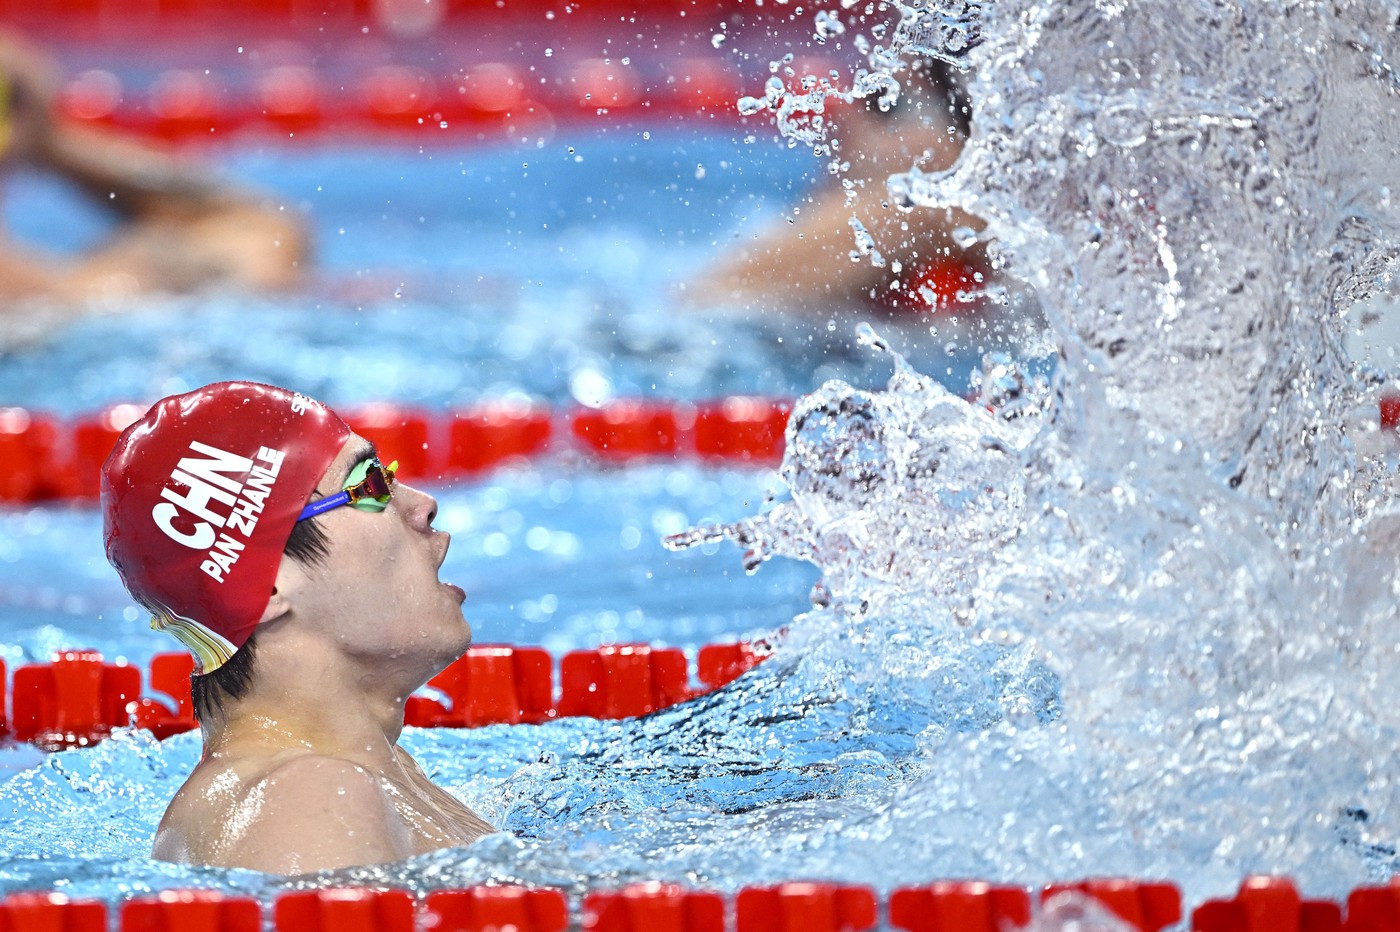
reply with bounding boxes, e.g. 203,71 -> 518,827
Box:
0,126 -> 1014,414
0,126 -> 890,671
5,0 -> 1400,916
0,464 -> 818,671
0,116 -> 1040,899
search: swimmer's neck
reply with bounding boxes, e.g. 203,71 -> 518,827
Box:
203,693 -> 407,767
201,646 -> 420,767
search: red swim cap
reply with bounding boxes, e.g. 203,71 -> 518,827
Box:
101,382 -> 351,673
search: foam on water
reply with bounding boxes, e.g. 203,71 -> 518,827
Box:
5,0 -> 1400,913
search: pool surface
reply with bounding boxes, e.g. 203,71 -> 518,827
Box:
1,127 -> 1025,412
4,0 -> 1400,922
0,112 -> 1044,901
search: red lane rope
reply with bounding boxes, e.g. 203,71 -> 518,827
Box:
0,0 -> 749,30
0,396 -> 794,504
0,875 -> 1382,931
12,385 -> 1393,505
58,59 -> 757,144
0,640 -> 771,749
7,0 -> 862,146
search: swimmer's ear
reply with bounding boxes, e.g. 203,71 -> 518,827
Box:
258,586 -> 292,626
260,552 -> 309,626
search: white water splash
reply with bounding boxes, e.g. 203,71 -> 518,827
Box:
672,0 -> 1400,904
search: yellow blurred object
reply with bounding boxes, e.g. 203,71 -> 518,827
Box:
0,72 -> 12,159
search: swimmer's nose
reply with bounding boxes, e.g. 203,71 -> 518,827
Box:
397,482 -> 439,531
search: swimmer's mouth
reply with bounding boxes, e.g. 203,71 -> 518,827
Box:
436,533 -> 465,603
436,531 -> 451,571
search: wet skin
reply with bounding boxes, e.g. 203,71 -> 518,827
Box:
0,30 -> 307,317
152,437 -> 496,875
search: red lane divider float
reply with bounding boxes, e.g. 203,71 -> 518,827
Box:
10,648 -> 140,750
1041,879 -> 1180,932
12,876 -> 1400,932
1347,880 -> 1400,932
557,644 -> 691,720
428,887 -> 570,932
405,645 -> 555,728
130,651 -> 198,739
0,396 -> 792,504
584,883 -> 726,931
889,881 -> 1031,932
0,0 -> 755,26
274,889 -> 417,932
1194,877 -> 1342,932
0,640 -> 771,750
0,0 -> 863,147
0,892 -> 107,932
697,640 -> 765,692
574,400 -> 687,461
447,400 -> 554,476
694,398 -> 791,464
51,58 -> 752,144
736,883 -> 878,931
121,890 -> 261,932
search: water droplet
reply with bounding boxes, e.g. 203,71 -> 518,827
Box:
1096,102 -> 1150,148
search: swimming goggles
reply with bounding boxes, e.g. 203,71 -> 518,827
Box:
297,458 -> 398,522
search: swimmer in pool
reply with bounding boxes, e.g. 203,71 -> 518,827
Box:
692,58 -> 987,315
0,32 -> 306,308
101,382 -> 495,875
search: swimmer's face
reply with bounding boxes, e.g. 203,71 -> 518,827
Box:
288,435 -> 471,680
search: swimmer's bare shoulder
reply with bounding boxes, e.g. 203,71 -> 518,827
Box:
152,751 -> 416,875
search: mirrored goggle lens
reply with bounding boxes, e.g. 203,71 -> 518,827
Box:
349,462 -> 395,503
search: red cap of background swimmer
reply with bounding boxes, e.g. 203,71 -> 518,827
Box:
101,382 -> 350,674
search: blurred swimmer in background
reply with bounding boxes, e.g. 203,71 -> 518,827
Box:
693,58 -> 988,317
0,31 -> 307,307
